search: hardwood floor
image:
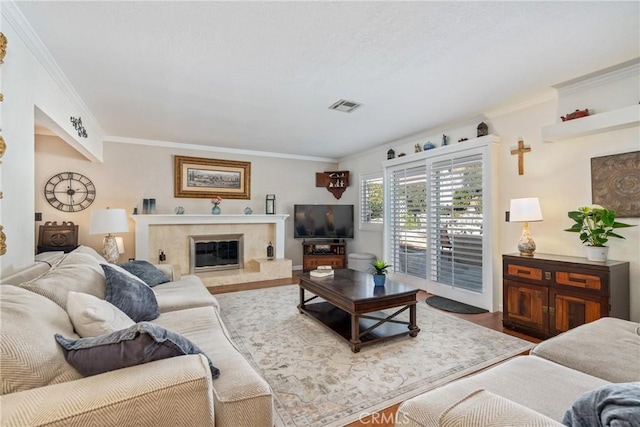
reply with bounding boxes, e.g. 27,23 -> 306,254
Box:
209,275 -> 541,427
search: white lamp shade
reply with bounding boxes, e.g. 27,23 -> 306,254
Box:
89,209 -> 130,235
510,198 -> 543,222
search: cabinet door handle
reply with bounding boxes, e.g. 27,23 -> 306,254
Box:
545,272 -> 552,280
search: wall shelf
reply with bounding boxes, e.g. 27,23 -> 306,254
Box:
541,104 -> 640,142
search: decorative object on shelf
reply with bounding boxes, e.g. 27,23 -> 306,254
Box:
211,196 -> 222,215
315,170 -> 350,199
510,138 -> 531,175
267,241 -> 274,260
561,108 -> 590,122
477,121 -> 488,137
423,141 -> 436,150
414,143 -> 422,153
143,199 -> 149,214
565,205 -> 634,262
149,198 -> 156,214
70,116 -> 88,138
266,194 -> 276,214
175,206 -> 185,215
174,155 -> 251,199
0,32 -> 7,65
458,137 -> 468,142
133,207 -> 138,215
591,151 -> 640,217
244,207 -> 253,215
398,152 -> 406,157
159,249 -> 166,262
0,136 -> 5,158
44,172 -> 96,212
89,208 -> 129,263
387,149 -> 395,160
509,197 -> 543,256
371,260 -> 390,287
442,134 -> 449,146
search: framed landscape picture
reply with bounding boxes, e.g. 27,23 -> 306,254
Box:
591,150 -> 640,217
174,155 -> 251,199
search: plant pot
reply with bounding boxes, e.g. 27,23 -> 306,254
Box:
373,274 -> 386,287
586,246 -> 608,262
212,206 -> 221,215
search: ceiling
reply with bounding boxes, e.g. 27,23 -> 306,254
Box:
17,1 -> 640,160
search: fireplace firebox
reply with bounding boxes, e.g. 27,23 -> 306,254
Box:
189,234 -> 243,273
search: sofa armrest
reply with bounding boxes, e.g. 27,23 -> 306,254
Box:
154,263 -> 182,281
438,389 -> 564,427
1,355 -> 214,427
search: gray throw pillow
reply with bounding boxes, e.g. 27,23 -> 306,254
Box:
116,260 -> 170,287
102,264 -> 160,322
55,322 -> 220,379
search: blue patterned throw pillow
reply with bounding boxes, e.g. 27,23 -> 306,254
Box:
55,322 -> 220,379
101,264 -> 160,322
116,260 -> 170,287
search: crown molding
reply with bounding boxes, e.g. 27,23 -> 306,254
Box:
2,0 -> 105,137
553,58 -> 640,97
103,136 -> 339,163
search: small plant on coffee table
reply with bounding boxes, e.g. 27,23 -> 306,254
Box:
371,260 -> 391,287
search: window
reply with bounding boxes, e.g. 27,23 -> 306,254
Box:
359,172 -> 383,230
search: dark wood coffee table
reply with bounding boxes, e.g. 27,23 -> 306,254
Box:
298,269 -> 420,352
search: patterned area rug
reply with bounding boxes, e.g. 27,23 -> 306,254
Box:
216,285 -> 533,427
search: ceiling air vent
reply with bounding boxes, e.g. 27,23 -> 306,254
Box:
328,99 -> 362,113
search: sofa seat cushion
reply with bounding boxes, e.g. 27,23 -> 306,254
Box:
1,286 -> 82,394
154,275 -> 220,312
153,306 -> 272,402
397,356 -> 610,424
19,252 -> 105,310
531,317 -> 640,383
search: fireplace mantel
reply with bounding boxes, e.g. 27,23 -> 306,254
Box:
131,214 -> 289,261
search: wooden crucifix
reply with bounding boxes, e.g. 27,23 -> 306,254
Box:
510,139 -> 531,175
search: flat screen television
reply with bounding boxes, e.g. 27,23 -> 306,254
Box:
294,204 -> 354,239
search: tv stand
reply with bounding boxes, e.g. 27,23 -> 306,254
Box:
302,240 -> 346,272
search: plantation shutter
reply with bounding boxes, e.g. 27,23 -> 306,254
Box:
360,174 -> 383,225
388,164 -> 428,278
427,153 -> 484,292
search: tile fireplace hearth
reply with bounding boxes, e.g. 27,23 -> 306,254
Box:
131,214 -> 291,288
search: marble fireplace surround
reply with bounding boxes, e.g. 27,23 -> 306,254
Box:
131,215 -> 289,284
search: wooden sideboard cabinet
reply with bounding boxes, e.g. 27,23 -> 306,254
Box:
502,253 -> 629,339
302,240 -> 346,272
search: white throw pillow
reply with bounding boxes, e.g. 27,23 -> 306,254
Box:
66,291 -> 135,337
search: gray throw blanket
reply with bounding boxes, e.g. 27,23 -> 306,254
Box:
563,382 -> 640,427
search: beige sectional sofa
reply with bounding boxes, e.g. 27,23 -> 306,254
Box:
0,247 -> 273,427
396,317 -> 640,426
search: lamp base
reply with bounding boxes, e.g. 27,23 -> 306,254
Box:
102,236 -> 120,263
517,222 -> 536,256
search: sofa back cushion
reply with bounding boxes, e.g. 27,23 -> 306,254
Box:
1,285 -> 83,394
19,252 -> 106,310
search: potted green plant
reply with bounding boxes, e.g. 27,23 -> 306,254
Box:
371,260 -> 391,286
565,205 -> 634,262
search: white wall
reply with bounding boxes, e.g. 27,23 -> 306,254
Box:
34,138 -> 339,267
0,3 -> 104,276
339,69 -> 640,322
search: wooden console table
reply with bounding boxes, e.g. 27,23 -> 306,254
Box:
502,253 -> 629,339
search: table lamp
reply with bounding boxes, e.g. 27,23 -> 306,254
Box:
510,198 -> 543,256
89,208 -> 129,263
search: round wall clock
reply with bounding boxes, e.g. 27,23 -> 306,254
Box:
44,172 -> 96,212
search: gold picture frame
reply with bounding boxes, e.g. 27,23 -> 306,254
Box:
174,155 -> 251,199
591,150 -> 640,217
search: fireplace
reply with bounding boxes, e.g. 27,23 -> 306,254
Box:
189,234 -> 243,273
